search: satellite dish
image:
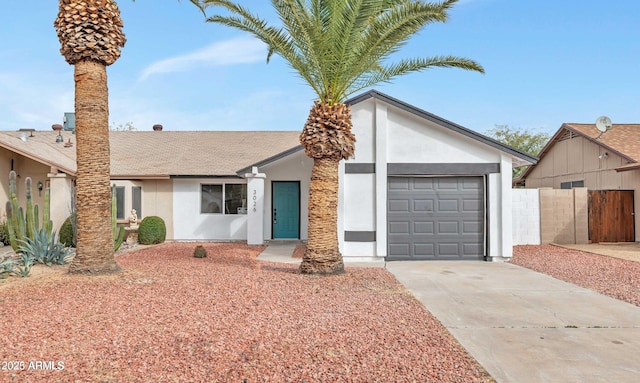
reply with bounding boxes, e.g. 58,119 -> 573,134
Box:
595,116 -> 612,133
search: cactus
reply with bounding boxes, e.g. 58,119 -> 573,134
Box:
42,187 -> 53,234
5,171 -> 54,252
112,185 -> 125,252
7,171 -> 26,251
25,177 -> 36,238
6,202 -> 19,252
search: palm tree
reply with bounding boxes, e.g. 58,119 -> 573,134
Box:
194,0 -> 484,274
54,0 -> 126,274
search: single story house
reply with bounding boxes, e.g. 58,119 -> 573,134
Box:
0,90 -> 536,261
517,123 -> 640,242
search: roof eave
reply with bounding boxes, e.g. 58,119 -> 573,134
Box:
562,123 -> 635,162
615,163 -> 640,172
519,123 -> 636,180
346,90 -> 539,165
0,141 -> 76,176
110,175 -> 171,180
236,145 -> 304,176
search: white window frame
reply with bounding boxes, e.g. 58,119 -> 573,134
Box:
200,183 -> 247,215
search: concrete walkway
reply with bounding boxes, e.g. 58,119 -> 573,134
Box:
256,241 -> 301,264
386,261 -> 640,383
256,242 -> 385,267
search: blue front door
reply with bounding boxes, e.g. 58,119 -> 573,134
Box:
272,181 -> 300,239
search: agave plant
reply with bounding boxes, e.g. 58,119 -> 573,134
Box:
10,259 -> 33,278
0,255 -> 18,279
18,229 -> 71,267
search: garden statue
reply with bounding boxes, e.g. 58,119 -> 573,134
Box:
129,209 -> 138,228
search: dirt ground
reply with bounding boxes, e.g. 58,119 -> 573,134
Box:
555,242 -> 640,263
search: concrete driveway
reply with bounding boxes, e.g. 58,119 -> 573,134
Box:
386,261 -> 640,383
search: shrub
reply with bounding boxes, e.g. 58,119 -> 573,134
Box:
193,245 -> 207,258
18,229 -> 70,266
59,216 -> 76,247
138,216 -> 166,245
0,220 -> 10,246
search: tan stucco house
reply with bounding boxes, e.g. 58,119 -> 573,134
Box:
1,90 -> 536,261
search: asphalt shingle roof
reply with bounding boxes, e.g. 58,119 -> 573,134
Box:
0,130 -> 302,178
518,123 -> 640,182
563,123 -> 640,164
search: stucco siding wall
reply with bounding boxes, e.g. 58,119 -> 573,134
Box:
342,173 -> 376,230
350,100 -> 376,162
48,173 -> 73,234
0,148 -> 12,210
172,178 -> 247,241
386,110 -> 500,164
341,99 -> 388,259
141,180 -> 174,240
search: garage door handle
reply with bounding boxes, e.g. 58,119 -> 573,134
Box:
273,209 -> 277,224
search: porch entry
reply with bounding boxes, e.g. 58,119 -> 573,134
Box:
588,190 -> 635,243
272,181 -> 300,239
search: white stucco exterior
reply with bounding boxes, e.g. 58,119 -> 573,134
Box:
172,178 -> 248,241
334,93 -> 530,261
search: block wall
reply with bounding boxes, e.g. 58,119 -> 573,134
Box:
512,189 -> 541,245
512,188 -> 588,245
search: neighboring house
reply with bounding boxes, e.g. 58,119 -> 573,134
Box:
518,123 -> 640,242
0,90 -> 536,261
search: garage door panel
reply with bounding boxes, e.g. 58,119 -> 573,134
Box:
438,221 -> 459,234
463,243 -> 483,255
389,243 -> 410,256
438,243 -> 460,256
414,243 -> 435,256
388,199 -> 410,212
438,199 -> 459,212
414,178 -> 435,190
388,178 -> 410,190
463,199 -> 482,211
437,178 -> 458,190
389,221 -> 410,234
388,176 -> 484,261
463,221 -> 482,234
414,221 -> 434,234
413,199 -> 434,212
462,178 -> 483,190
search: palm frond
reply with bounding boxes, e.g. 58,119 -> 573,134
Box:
197,0 -> 483,104
347,56 -> 484,96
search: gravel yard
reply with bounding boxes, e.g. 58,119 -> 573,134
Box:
511,244 -> 640,307
0,243 -> 492,383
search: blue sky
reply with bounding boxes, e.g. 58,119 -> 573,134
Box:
0,1 -> 638,136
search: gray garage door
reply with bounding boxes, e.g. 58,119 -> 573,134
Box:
387,176 -> 485,260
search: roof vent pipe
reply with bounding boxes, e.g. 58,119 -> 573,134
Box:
153,124 -> 163,131
52,124 -> 64,142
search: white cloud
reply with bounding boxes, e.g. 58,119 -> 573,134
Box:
138,36 -> 267,81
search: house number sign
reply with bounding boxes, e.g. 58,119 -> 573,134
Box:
252,189 -> 257,212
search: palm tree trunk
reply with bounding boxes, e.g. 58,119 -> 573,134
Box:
300,157 -> 344,274
68,60 -> 119,274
